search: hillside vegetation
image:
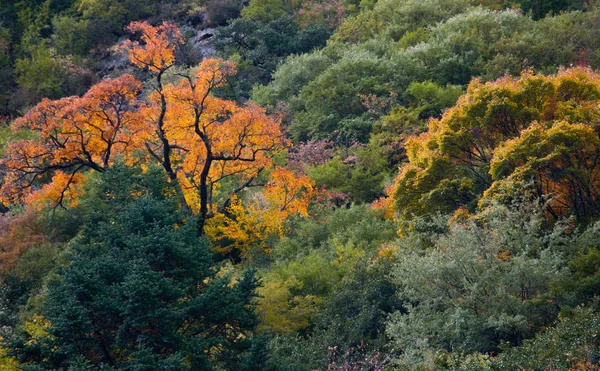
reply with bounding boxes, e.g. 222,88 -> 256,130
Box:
1,0 -> 600,370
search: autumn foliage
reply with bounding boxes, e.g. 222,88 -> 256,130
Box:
119,22 -> 291,234
155,59 -> 288,221
392,67 -> 600,221
206,167 -> 314,255
1,74 -> 143,206
118,21 -> 184,72
4,3 -> 600,370
1,21 -> 301,240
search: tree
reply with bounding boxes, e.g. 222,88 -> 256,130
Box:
0,26 -> 13,115
214,16 -> 331,98
392,68 -> 600,221
519,0 -> 586,20
0,209 -> 47,272
205,167 -> 315,255
255,272 -> 321,334
6,165 -> 260,370
15,47 -> 66,104
257,4 -> 600,147
241,0 -> 303,22
119,21 -> 289,234
487,121 -> 600,221
3,22 -> 291,238
306,143 -> 390,203
493,299 -> 600,370
386,205 -> 570,365
296,0 -> 347,30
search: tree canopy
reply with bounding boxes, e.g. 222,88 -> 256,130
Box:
393,67 -> 600,222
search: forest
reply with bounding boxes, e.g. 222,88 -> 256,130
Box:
0,0 -> 600,369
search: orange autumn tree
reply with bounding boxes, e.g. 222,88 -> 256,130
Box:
119,21 -> 291,235
159,59 -> 288,233
2,21 -> 304,240
1,74 -> 144,207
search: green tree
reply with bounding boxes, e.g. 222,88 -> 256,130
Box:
258,5 -> 600,145
493,300 -> 600,370
51,15 -> 92,56
306,143 -> 390,203
291,50 -> 396,142
519,0 -> 586,19
387,204 -> 570,366
0,26 -> 13,114
15,46 -> 65,104
6,165 -> 261,370
252,50 -> 332,106
331,0 -> 471,44
215,16 -> 331,98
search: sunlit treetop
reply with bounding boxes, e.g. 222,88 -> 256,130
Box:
392,67 -> 600,222
118,21 -> 184,73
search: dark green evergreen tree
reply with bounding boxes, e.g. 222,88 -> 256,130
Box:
7,165 -> 261,370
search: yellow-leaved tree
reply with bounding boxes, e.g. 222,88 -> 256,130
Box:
391,67 -> 600,222
205,167 -> 315,254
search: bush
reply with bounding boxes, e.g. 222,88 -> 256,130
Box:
493,300 -> 600,370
